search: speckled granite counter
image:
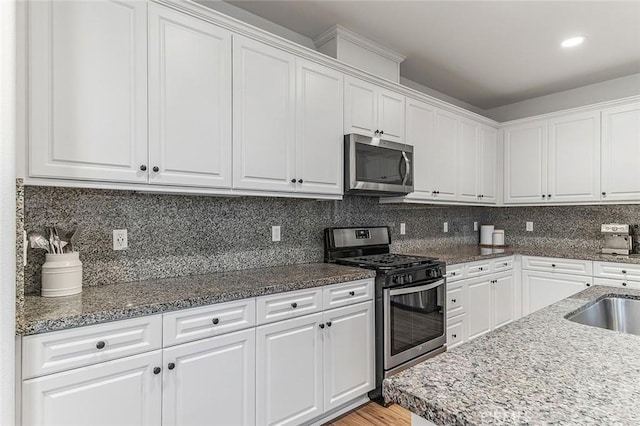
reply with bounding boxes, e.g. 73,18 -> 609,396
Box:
400,244 -> 640,265
383,285 -> 640,425
18,263 -> 375,335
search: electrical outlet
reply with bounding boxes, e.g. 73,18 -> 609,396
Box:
443,222 -> 449,233
113,229 -> 128,250
272,226 -> 281,242
400,223 -> 406,235
473,222 -> 478,232
526,221 -> 534,232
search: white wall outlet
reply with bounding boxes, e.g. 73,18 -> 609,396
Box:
526,221 -> 534,232
473,222 -> 478,232
443,222 -> 449,233
400,223 -> 406,235
113,229 -> 128,250
272,225 -> 281,242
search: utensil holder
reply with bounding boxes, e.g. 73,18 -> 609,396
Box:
41,252 -> 83,297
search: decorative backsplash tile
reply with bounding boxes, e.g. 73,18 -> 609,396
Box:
23,186 -> 481,294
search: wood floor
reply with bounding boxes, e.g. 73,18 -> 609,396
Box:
324,402 -> 411,426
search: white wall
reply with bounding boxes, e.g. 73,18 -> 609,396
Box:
485,73 -> 640,122
0,0 -> 16,424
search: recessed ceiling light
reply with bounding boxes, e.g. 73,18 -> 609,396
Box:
561,36 -> 586,48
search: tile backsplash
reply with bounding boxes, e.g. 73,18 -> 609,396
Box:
23,186 -> 480,294
22,185 -> 640,294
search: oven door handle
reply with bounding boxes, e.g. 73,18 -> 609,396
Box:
388,279 -> 445,296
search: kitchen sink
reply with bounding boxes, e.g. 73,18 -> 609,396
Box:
567,297 -> 640,336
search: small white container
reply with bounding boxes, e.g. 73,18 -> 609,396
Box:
492,230 -> 505,246
480,225 -> 495,245
41,252 -> 83,297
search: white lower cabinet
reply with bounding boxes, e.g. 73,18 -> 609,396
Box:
23,350 -> 163,426
522,271 -> 592,315
162,329 -> 256,426
256,300 -> 374,426
256,313 -> 324,426
323,301 -> 374,412
467,272 -> 516,341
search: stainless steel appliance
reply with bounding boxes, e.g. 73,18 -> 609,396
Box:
324,226 -> 446,403
344,133 -> 413,196
601,224 -> 634,255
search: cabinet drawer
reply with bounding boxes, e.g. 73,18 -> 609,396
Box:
257,287 -> 323,325
465,261 -> 491,277
446,283 -> 465,318
447,315 -> 465,349
323,279 -> 374,310
163,299 -> 256,347
593,277 -> 640,290
445,264 -> 465,282
593,262 -> 640,282
492,257 -> 514,272
522,256 -> 592,276
22,315 -> 162,379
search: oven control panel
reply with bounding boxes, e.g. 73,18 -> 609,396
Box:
387,265 -> 444,287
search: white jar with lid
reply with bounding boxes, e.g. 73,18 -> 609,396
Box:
492,230 -> 505,246
41,252 -> 83,297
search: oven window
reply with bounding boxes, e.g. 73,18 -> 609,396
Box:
389,285 -> 444,356
355,144 -> 412,186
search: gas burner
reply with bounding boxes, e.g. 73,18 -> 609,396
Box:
336,253 -> 438,270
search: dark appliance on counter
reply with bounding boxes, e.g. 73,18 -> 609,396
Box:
324,226 -> 446,404
344,133 -> 414,196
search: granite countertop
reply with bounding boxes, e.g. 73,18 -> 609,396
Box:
18,263 -> 375,336
399,244 -> 640,265
383,285 -> 640,425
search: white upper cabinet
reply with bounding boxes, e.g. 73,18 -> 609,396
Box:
479,126 -> 498,203
601,102 -> 640,201
233,35 -> 296,192
505,111 -> 601,204
547,111 -> 600,202
430,108 -> 459,201
296,59 -> 344,195
404,98 -> 436,198
28,0 -> 148,183
504,120 -> 547,204
458,119 -> 480,203
148,4 -> 232,188
344,76 -> 405,142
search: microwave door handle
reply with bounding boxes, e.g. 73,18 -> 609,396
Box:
389,279 -> 445,296
401,151 -> 411,185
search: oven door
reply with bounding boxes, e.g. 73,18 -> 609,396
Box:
383,279 -> 446,370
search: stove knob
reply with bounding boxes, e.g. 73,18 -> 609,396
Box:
408,275 -> 413,283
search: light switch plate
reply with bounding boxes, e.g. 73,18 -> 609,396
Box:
443,222 -> 449,233
473,222 -> 478,232
526,222 -> 534,232
272,226 -> 281,242
400,223 -> 406,235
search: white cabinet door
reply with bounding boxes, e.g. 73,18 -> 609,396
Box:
344,76 -> 377,137
404,98 -> 436,197
466,279 -> 492,340
601,102 -> 640,201
479,126 -> 498,204
377,89 -> 405,142
323,301 -> 374,412
522,271 -> 591,315
256,313 -> 323,426
23,350 -> 162,426
233,36 -> 296,192
148,4 -> 232,188
493,274 -> 516,329
162,329 -> 255,426
458,119 -> 480,203
28,0 -> 148,183
504,121 -> 547,204
431,109 -> 459,201
547,111 -> 600,202
296,59 -> 343,195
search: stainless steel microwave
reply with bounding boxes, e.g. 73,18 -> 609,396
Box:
344,133 -> 414,196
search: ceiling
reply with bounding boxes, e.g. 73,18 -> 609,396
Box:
224,1 -> 640,110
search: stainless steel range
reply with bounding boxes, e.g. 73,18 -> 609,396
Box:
324,226 -> 447,403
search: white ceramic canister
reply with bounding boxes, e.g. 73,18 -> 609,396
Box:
480,225 -> 495,245
41,252 -> 83,297
492,230 -> 505,246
